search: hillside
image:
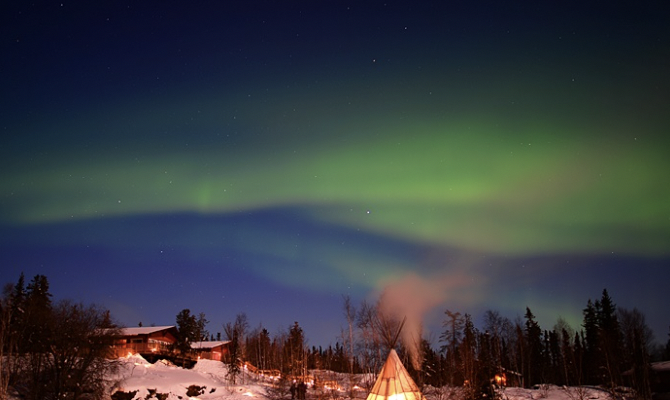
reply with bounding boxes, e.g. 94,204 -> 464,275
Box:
108,354 -> 618,400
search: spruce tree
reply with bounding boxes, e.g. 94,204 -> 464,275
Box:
582,299 -> 599,384
460,313 -> 478,398
523,308 -> 542,387
257,327 -> 271,370
175,309 -> 198,355
597,289 -> 622,388
285,321 -> 306,378
24,274 -> 53,354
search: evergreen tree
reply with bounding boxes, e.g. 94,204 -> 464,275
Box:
258,327 -> 271,370
175,309 -> 198,354
523,307 -> 542,387
460,313 -> 478,399
23,274 -> 53,354
285,321 -> 306,378
597,289 -> 623,388
581,299 -> 599,384
421,339 -> 443,387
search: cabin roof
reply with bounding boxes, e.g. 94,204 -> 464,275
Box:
190,340 -> 231,349
120,326 -> 176,336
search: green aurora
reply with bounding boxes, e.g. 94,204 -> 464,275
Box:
1,1 -> 669,345
4,90 -> 668,257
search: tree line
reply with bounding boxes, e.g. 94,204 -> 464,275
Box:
221,290 -> 670,400
2,273 -> 669,400
203,290 -> 670,400
323,290 -> 669,400
0,273 -> 122,400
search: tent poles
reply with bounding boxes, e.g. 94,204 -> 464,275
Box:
391,316 -> 407,349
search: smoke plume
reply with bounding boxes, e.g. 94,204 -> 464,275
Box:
376,269 -> 483,370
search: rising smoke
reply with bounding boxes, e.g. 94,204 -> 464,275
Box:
376,269 -> 484,370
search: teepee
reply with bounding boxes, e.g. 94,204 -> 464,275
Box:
365,348 -> 426,400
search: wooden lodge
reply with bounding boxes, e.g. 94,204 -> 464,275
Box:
112,325 -> 231,365
112,326 -> 178,358
190,340 -> 231,361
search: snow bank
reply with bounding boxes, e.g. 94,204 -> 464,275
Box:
111,355 -> 269,400
110,356 -> 621,400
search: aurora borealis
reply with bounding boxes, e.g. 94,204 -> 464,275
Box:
1,1 -> 669,346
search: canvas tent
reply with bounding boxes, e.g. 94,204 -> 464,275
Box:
366,349 -> 426,400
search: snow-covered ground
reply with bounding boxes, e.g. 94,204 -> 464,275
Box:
110,354 -> 271,399
502,386 -> 616,400
109,354 -> 619,400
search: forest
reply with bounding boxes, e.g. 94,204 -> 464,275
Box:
1,273 -> 669,400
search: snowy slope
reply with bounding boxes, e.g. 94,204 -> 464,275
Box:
109,355 -> 617,400
111,354 -> 270,400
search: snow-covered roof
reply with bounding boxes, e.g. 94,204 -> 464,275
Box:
190,340 -> 231,350
120,326 -> 176,336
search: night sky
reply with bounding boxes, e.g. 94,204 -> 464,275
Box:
1,1 -> 669,347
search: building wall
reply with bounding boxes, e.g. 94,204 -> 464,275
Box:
111,330 -> 177,358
